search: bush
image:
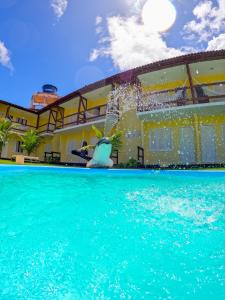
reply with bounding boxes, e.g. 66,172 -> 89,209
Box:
116,158 -> 141,169
126,158 -> 141,168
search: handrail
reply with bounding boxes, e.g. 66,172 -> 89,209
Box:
56,104 -> 107,129
86,104 -> 107,111
11,121 -> 37,133
12,121 -> 36,128
138,81 -> 225,112
38,122 -> 55,128
37,122 -> 55,134
63,104 -> 107,119
63,112 -> 78,118
145,86 -> 189,97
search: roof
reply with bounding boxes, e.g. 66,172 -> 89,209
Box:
1,50 -> 225,114
0,99 -> 38,114
40,50 -> 225,112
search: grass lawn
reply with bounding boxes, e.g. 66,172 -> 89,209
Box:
0,159 -> 51,166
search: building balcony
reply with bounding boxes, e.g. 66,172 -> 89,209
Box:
11,122 -> 37,134
137,81 -> 225,120
37,123 -> 55,136
54,104 -> 107,133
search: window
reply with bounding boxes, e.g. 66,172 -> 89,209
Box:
150,128 -> 172,151
16,117 -> 27,125
16,141 -> 23,153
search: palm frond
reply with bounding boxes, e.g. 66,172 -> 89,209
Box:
92,125 -> 104,139
21,129 -> 41,156
80,145 -> 95,151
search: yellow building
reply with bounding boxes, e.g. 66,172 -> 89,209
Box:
1,50 -> 225,167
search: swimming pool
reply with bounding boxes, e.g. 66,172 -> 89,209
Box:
0,166 -> 225,299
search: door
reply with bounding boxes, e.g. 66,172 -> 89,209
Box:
201,125 -> 216,163
180,127 -> 195,164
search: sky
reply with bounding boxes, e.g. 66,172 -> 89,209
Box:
0,0 -> 225,107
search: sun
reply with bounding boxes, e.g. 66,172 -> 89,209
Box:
142,0 -> 177,32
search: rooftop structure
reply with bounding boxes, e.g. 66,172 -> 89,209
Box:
30,84 -> 60,110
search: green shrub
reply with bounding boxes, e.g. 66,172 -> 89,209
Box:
125,158 -> 141,168
21,129 -> 41,156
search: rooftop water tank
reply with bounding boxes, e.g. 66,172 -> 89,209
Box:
30,84 -> 59,110
42,84 -> 58,94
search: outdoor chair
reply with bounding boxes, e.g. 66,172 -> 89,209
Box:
195,86 -> 209,103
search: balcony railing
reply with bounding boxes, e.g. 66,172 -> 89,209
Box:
12,121 -> 36,133
138,81 -> 225,112
56,104 -> 107,130
37,123 -> 55,134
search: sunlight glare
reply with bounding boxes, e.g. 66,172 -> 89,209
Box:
142,0 -> 177,32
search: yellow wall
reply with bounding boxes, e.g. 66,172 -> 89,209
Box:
0,104 -> 9,117
117,109 -> 142,163
142,79 -> 190,93
87,98 -> 107,109
10,110 -> 37,127
143,117 -> 194,166
38,112 -> 50,127
191,73 -> 225,84
143,115 -> 225,166
0,104 -> 37,127
61,97 -> 107,119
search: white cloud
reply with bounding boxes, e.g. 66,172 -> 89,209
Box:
96,16 -> 102,25
183,0 -> 225,42
90,49 -> 101,62
90,14 -> 184,71
125,0 -> 145,12
90,0 -> 225,71
95,16 -> 104,34
0,41 -> 13,71
207,33 -> 225,50
50,0 -> 68,19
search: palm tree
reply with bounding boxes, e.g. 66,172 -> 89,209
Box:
21,129 -> 41,156
0,118 -> 16,158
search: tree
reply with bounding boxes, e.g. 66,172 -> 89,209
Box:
21,129 -> 41,156
0,118 -> 16,158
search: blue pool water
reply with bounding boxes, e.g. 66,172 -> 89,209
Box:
0,166 -> 225,299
